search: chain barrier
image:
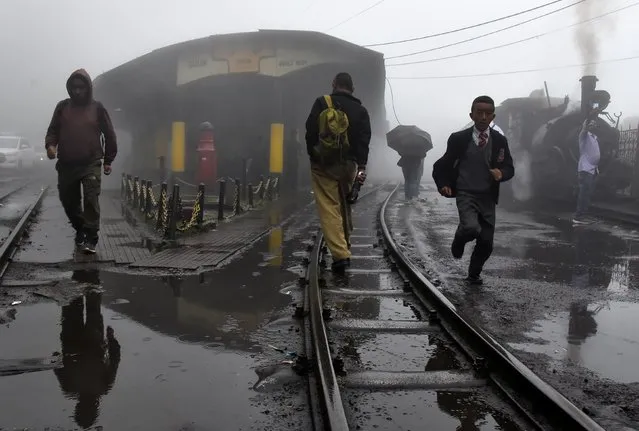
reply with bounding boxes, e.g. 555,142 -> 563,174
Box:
177,190 -> 203,232
120,172 -> 279,237
160,189 -> 169,233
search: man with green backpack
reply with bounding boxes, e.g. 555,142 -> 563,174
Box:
305,72 -> 371,273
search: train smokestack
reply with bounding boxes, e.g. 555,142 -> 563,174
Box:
580,75 -> 598,116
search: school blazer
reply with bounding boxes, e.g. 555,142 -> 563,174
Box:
432,127 -> 515,204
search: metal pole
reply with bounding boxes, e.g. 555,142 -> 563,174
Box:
248,183 -> 254,208
145,180 -> 153,219
140,180 -> 147,212
241,158 -> 248,202
197,183 -> 205,226
121,173 -> 126,199
218,179 -> 226,221
126,174 -> 132,202
544,81 -> 552,108
168,184 -> 180,240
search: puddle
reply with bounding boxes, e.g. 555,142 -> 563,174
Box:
343,388 -> 527,430
334,332 -> 437,372
328,296 -> 422,321
0,301 -> 268,430
509,301 -> 639,384
0,228 -> 314,429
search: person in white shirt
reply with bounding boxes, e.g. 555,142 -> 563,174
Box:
573,119 -> 600,225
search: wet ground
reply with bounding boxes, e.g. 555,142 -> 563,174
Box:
320,187 -> 533,431
0,188 -> 319,430
387,184 -> 639,431
4,177 -> 638,430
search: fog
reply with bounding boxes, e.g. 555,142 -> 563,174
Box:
0,0 -> 637,187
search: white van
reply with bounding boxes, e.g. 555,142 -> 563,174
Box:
0,135 -> 37,169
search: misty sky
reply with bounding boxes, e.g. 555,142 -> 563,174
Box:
1,0 -> 637,154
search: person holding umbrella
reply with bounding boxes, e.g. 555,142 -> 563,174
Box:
432,95 -> 514,285
397,155 -> 424,200
387,125 -> 432,200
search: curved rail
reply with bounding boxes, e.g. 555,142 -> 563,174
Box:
307,230 -> 349,431
378,185 -> 605,431
0,186 -> 49,279
304,183 -> 390,431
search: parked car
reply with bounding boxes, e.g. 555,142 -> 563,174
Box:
0,135 -> 37,169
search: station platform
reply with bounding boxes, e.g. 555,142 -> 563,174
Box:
15,187 -> 312,271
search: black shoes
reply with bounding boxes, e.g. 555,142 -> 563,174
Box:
451,238 -> 465,259
465,274 -> 483,285
75,231 -> 86,249
331,258 -> 350,273
75,231 -> 97,254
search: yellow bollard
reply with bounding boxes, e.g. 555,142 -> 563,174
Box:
269,123 -> 284,174
171,121 -> 186,173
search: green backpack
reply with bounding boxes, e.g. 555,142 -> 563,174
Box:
315,95 -> 350,165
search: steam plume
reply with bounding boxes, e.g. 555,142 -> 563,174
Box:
574,0 -> 614,74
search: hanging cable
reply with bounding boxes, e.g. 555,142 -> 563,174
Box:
385,1 -> 639,67
363,0 -> 580,47
384,0 -> 583,60
385,77 -> 402,125
386,55 -> 639,80
326,0 -> 387,32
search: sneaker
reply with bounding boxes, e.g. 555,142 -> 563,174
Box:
83,241 -> 97,255
74,232 -> 86,248
465,274 -> 483,285
451,239 -> 465,259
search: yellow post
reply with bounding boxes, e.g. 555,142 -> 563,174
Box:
269,123 -> 284,174
171,121 -> 186,173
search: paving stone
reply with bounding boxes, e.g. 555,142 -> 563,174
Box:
16,190 -> 151,265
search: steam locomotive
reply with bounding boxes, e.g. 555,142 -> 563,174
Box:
492,75 -> 630,202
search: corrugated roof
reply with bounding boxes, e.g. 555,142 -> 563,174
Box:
94,29 -> 383,89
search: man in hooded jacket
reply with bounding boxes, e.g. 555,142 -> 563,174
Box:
45,69 -> 117,254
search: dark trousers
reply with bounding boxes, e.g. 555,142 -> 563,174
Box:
401,160 -> 424,199
454,191 -> 496,276
57,161 -> 102,242
575,171 -> 596,219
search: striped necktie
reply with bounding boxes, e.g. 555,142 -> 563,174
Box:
478,131 -> 488,148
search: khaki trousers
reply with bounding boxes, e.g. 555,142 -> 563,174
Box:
311,161 -> 358,261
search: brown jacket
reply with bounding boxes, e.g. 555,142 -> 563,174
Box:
45,69 -> 117,166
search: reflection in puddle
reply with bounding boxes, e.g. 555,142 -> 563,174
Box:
509,301 -> 639,384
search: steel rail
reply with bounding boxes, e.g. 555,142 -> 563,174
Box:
378,184 -> 605,431
0,179 -> 35,203
304,183 -> 389,431
0,186 -> 49,279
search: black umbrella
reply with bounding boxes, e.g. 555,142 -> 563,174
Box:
386,125 -> 433,157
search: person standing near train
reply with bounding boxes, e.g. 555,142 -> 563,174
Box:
572,118 -> 600,225
305,72 -> 371,273
432,95 -> 514,285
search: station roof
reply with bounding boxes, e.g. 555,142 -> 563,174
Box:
93,29 -> 384,103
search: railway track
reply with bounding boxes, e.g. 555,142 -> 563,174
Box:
0,179 -> 36,203
0,185 -> 48,279
301,184 -> 605,431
